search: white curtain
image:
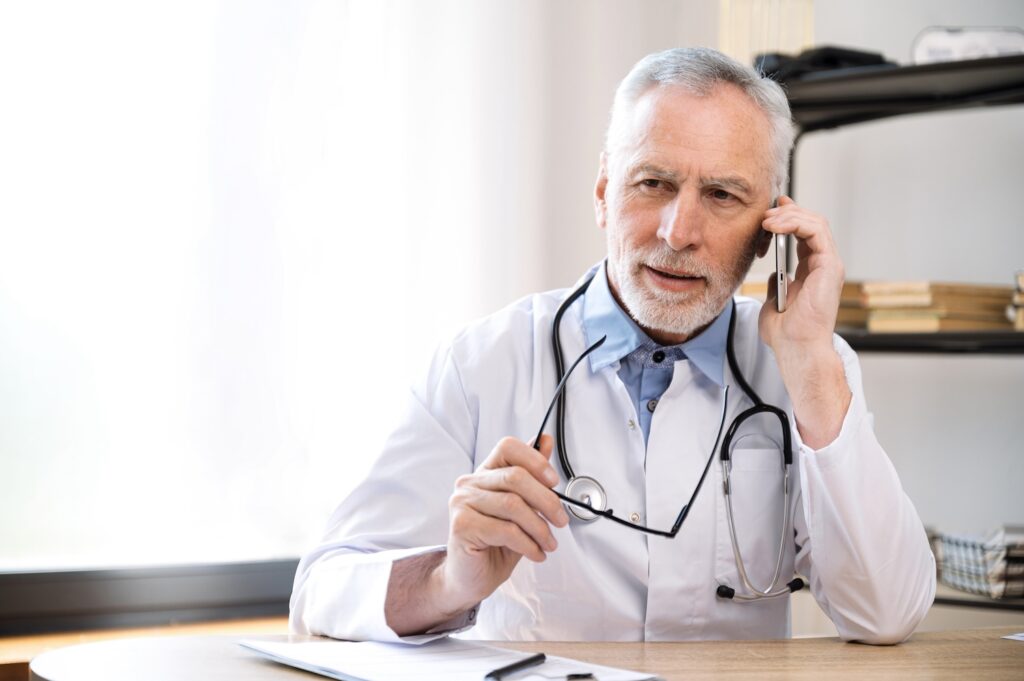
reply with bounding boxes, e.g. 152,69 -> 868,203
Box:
0,0 -> 712,569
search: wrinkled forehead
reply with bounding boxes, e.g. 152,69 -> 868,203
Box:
609,83 -> 775,190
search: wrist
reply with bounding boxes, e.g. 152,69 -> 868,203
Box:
433,552 -> 487,618
774,341 -> 852,449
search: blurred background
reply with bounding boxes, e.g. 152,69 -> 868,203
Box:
0,0 -> 1021,632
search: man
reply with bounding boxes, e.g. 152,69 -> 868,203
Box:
289,47 -> 936,644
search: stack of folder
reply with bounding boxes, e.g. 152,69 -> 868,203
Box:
936,526 -> 1024,599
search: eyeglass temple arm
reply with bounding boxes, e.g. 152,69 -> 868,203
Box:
530,335 -> 607,450
669,385 -> 730,536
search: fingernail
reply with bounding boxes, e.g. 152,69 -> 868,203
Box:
558,508 -> 570,526
544,467 -> 559,485
547,536 -> 558,551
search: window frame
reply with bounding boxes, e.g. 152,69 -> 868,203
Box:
0,559 -> 297,635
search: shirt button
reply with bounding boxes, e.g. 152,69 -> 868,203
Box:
630,512 -> 641,523
627,418 -> 637,430
652,350 -> 666,363
468,607 -> 477,622
647,399 -> 658,412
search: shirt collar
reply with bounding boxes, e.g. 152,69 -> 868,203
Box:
581,261 -> 730,387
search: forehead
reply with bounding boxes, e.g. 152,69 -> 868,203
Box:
613,83 -> 774,188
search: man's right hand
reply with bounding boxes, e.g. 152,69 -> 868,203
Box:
384,434 -> 568,635
439,434 -> 568,611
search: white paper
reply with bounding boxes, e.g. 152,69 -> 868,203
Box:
1002,632 -> 1024,642
240,637 -> 658,681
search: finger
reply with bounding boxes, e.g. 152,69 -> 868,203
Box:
762,209 -> 834,256
451,506 -> 547,562
465,466 -> 569,527
481,436 -> 559,488
462,488 -> 559,553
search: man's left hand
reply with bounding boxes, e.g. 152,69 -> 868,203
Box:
758,195 -> 844,348
757,196 -> 851,449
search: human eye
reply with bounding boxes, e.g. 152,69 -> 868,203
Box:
709,188 -> 735,202
639,178 -> 672,193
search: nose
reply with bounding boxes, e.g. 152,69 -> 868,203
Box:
656,191 -> 703,251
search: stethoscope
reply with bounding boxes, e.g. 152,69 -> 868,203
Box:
532,269 -> 805,602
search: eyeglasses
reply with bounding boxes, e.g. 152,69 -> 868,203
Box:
531,336 -> 791,539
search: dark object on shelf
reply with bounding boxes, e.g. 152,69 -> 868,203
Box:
756,46 -> 896,83
784,53 -> 1024,134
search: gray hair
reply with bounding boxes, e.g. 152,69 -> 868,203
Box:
605,47 -> 795,198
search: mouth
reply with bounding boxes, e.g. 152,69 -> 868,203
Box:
643,265 -> 705,292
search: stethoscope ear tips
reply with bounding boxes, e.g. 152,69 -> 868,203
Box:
564,475 -> 607,522
716,584 -> 736,599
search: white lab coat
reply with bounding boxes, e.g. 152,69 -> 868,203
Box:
289,276 -> 936,644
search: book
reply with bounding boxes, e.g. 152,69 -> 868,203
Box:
861,281 -> 1014,297
862,291 -> 1013,309
867,314 -> 1012,333
869,306 -> 1008,323
835,306 -> 869,328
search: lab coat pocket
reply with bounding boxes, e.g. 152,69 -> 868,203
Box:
713,448 -> 793,592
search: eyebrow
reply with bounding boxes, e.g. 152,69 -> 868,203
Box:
701,175 -> 754,197
625,163 -> 680,183
625,163 -> 755,198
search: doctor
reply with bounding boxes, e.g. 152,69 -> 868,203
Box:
290,47 -> 936,644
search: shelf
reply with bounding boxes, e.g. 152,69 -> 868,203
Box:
838,329 -> 1024,354
933,583 -> 1024,612
783,54 -> 1024,133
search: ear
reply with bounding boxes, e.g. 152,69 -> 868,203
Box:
594,152 -> 609,230
755,228 -> 773,258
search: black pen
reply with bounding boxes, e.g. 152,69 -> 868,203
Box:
484,652 -> 546,679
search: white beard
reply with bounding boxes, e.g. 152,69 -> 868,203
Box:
608,238 -> 757,339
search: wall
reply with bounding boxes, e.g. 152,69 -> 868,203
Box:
534,0 -> 1024,534
798,0 -> 1024,534
529,0 -> 720,293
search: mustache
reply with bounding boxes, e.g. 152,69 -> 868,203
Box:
631,248 -> 714,278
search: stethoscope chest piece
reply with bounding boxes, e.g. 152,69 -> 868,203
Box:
564,475 -> 607,521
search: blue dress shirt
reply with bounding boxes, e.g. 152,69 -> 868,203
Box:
581,262 -> 731,446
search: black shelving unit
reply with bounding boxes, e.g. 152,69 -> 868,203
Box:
784,56 -> 1024,615
837,329 -> 1024,354
781,54 -> 1024,354
785,54 -> 1024,134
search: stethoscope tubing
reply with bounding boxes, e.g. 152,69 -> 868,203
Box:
544,268 -> 802,601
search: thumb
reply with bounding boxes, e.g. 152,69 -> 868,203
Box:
777,195 -> 795,206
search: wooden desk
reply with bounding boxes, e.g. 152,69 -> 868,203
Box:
26,627 -> 1024,681
0,617 -> 288,681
